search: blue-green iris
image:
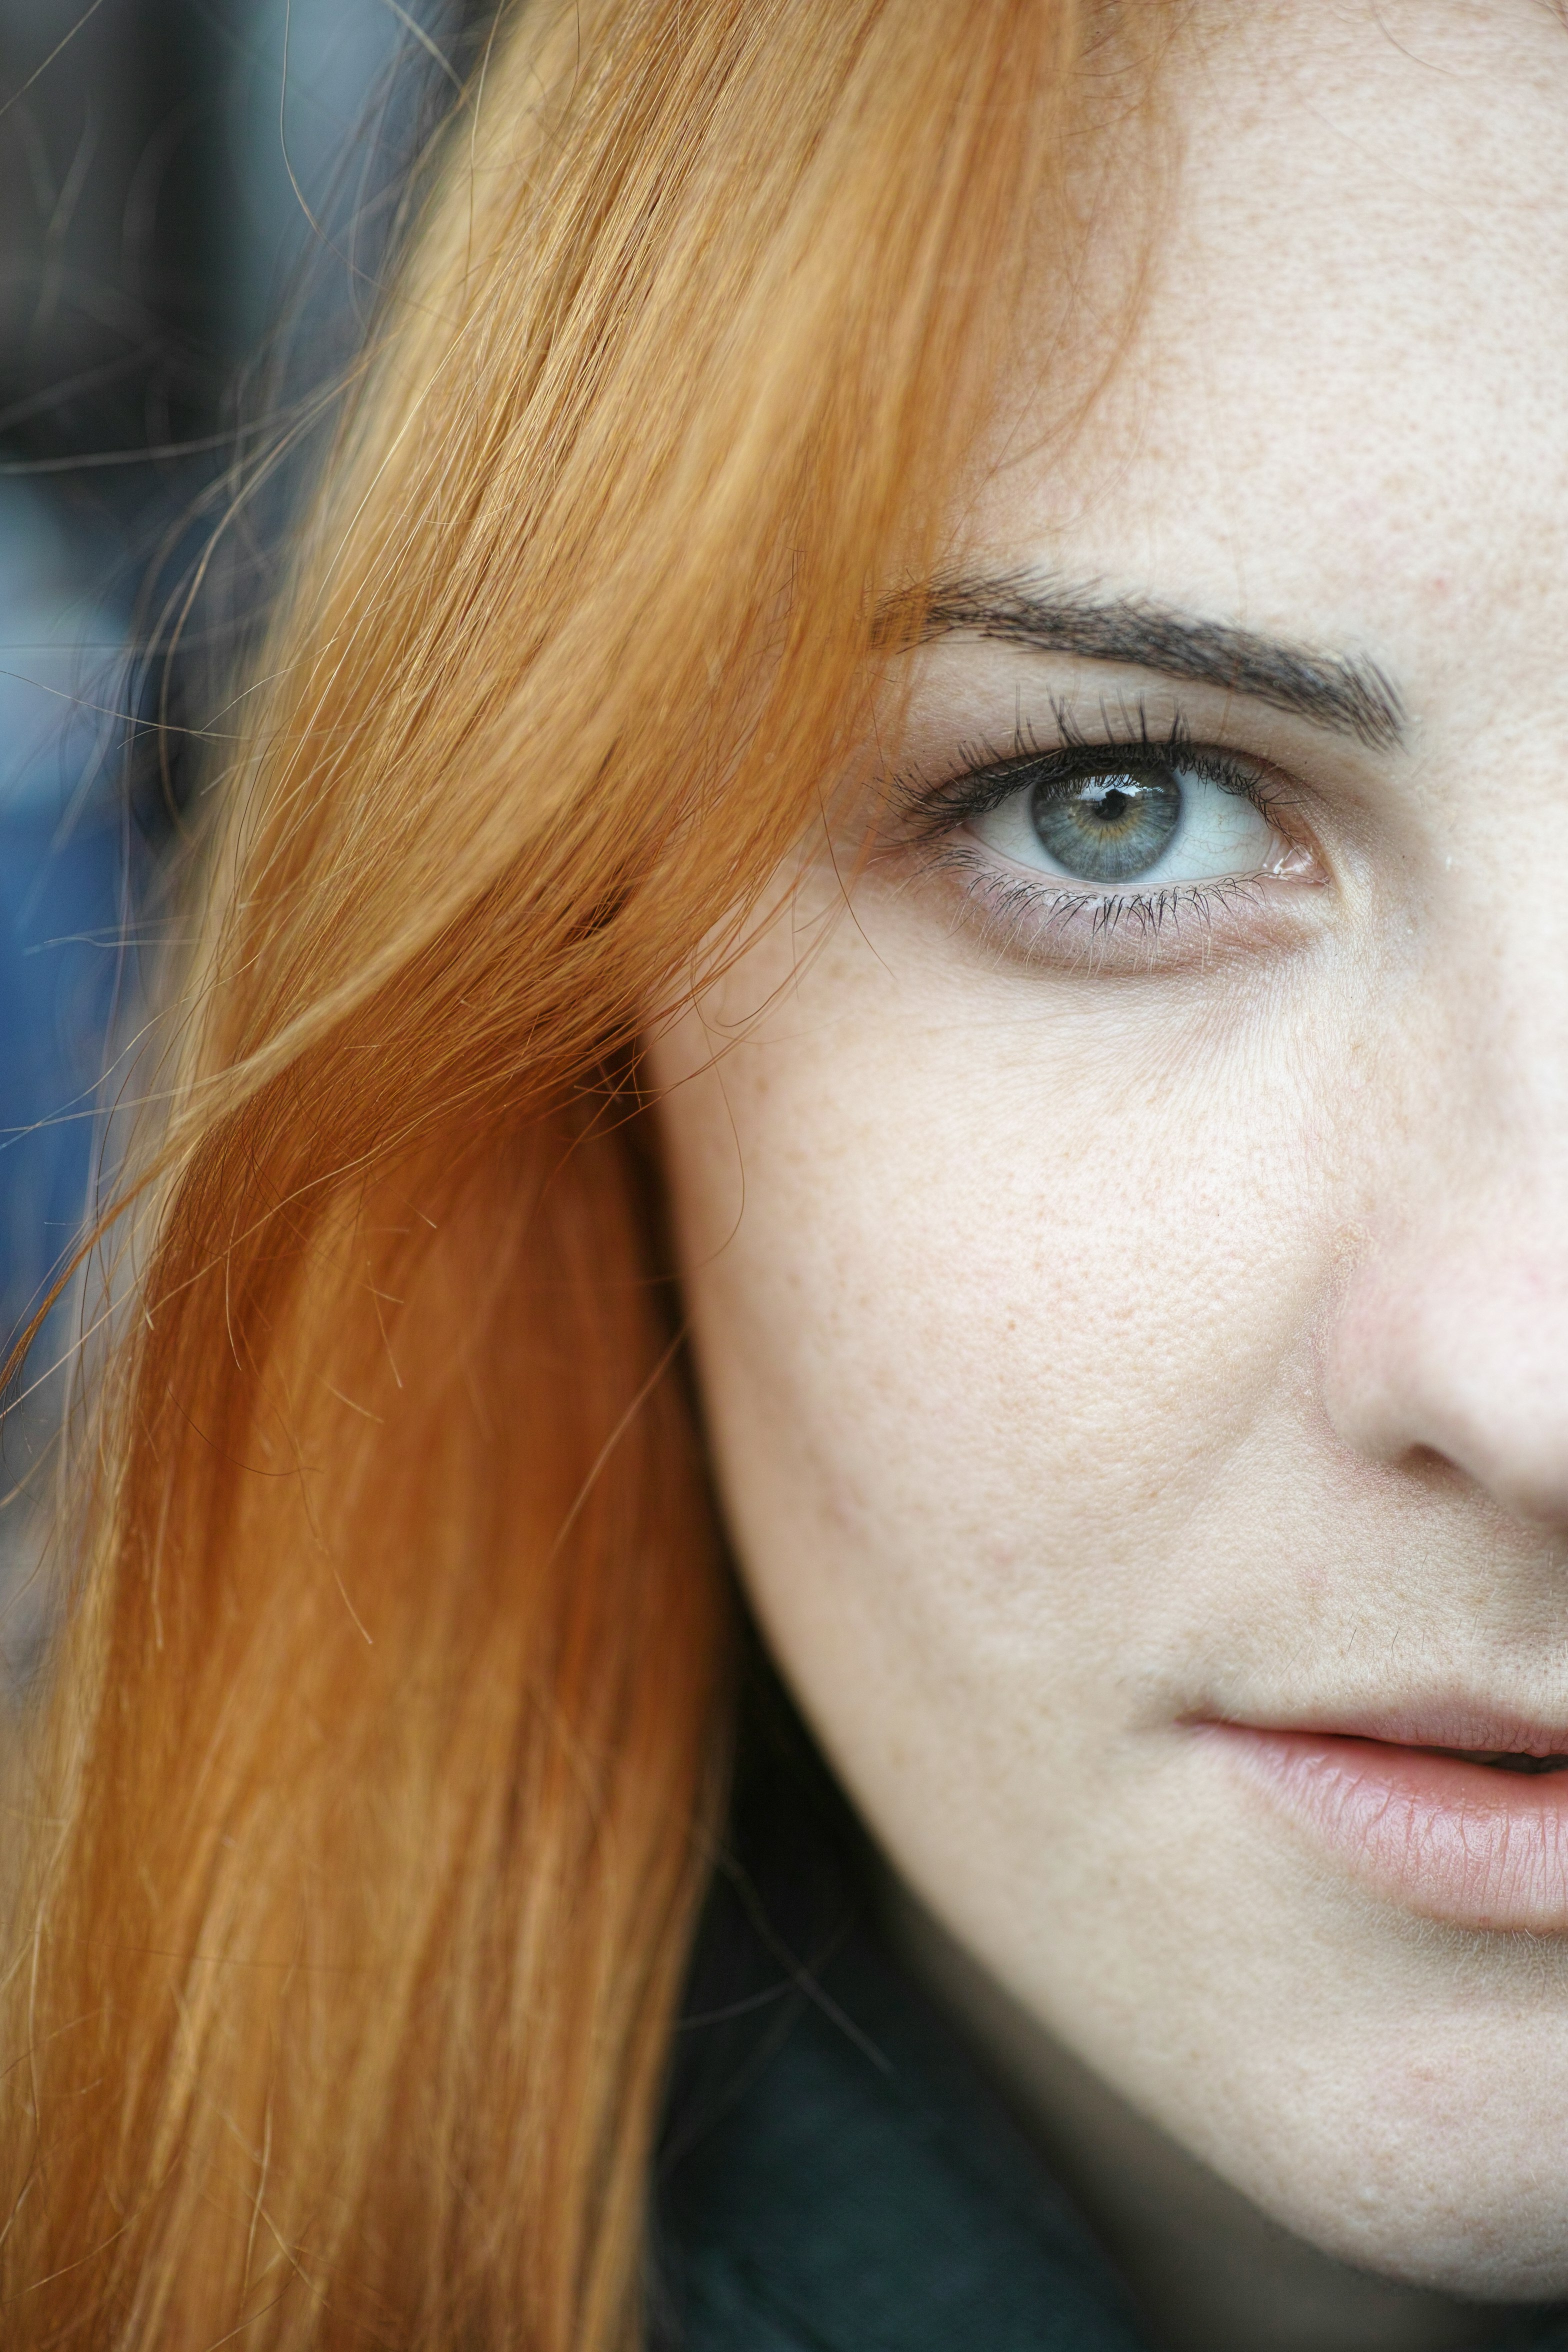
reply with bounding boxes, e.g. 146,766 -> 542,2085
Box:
1030,769 -> 1182,884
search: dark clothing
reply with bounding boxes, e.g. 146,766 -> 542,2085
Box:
658,1910 -> 1147,2350
654,1680 -> 1568,2352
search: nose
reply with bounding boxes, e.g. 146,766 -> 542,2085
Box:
1324,1196 -> 1568,1528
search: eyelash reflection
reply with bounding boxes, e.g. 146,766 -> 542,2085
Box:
887,704 -> 1313,952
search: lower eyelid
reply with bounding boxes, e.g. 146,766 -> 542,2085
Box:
912,836 -> 1318,965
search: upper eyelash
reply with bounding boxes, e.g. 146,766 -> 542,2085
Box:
888,698 -> 1293,841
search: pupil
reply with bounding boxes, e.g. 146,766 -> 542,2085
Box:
1030,768 -> 1182,884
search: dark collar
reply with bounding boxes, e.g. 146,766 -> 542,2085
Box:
652,1684 -> 1149,2352
655,1905 -> 1149,2352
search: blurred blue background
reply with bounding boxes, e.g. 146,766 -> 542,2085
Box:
0,0 -> 466,1352
0,0 -> 468,1566
0,476 -> 128,1351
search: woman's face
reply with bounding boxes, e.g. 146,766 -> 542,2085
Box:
652,0 -> 1568,2300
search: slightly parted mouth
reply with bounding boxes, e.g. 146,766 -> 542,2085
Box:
1415,1744 -> 1568,1776
1200,1712 -> 1568,1776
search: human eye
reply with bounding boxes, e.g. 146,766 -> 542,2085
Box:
892,718 -> 1321,964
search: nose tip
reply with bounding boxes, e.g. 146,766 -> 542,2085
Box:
1324,1244 -> 1568,1528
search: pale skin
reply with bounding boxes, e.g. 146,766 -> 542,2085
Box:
651,6 -> 1568,2348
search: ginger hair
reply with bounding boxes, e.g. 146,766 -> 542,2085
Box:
0,1 -> 1108,2342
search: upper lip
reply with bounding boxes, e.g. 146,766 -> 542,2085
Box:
1205,1704 -> 1568,1758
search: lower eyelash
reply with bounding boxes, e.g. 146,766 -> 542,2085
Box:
924,841 -> 1270,952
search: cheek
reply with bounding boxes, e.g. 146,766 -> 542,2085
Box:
652,912 -> 1348,1850
652,905 -> 1557,2270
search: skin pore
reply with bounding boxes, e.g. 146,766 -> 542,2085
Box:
651,5 -> 1568,2349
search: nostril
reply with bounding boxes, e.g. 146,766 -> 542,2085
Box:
1402,1441 -> 1470,1488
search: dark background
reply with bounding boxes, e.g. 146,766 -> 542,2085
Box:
0,0 -> 470,452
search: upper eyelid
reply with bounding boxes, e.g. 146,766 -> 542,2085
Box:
888,715 -> 1293,840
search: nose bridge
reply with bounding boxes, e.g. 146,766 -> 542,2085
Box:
1321,920 -> 1568,1528
1382,888 -> 1568,1200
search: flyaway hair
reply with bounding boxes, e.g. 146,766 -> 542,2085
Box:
0,2 -> 1121,2343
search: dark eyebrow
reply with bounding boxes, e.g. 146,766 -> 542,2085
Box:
884,572 -> 1406,752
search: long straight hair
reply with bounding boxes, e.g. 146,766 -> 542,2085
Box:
0,2 -> 1110,2343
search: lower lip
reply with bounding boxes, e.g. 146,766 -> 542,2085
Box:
1207,1726 -> 1568,1932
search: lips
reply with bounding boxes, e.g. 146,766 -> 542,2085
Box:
1203,1720 -> 1568,1932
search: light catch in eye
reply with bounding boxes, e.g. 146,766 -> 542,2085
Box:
970,756 -> 1288,890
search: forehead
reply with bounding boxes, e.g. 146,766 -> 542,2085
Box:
974,0 -> 1568,688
